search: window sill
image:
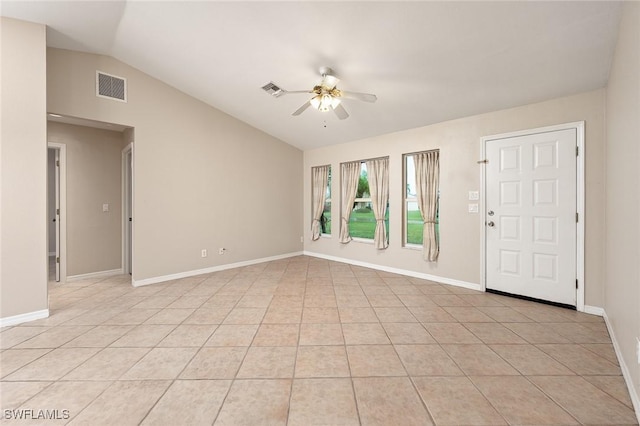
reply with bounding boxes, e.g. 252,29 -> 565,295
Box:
350,237 -> 375,245
403,244 -> 423,251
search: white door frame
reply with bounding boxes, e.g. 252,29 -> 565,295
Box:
480,122 -> 585,311
121,143 -> 134,279
47,142 -> 67,282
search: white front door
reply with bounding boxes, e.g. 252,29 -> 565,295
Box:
485,128 -> 577,306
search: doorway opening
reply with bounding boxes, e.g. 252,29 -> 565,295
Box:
122,143 -> 133,276
47,143 -> 66,282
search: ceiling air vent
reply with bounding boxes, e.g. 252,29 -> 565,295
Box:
96,71 -> 127,102
261,81 -> 284,97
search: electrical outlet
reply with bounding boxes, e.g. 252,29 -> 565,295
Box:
201,249 -> 207,258
468,203 -> 479,213
218,248 -> 226,255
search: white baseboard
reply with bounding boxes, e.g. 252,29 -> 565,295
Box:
602,309 -> 640,423
132,251 -> 304,287
0,309 -> 49,328
583,305 -> 605,316
303,251 -> 481,291
66,268 -> 124,282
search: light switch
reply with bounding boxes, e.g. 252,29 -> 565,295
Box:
102,203 -> 109,212
468,191 -> 479,201
468,204 -> 479,213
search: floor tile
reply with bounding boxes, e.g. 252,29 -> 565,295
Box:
15,326 -> 93,349
0,327 -> 50,349
476,306 -> 534,322
299,323 -> 344,345
295,345 -> 351,378
581,343 -> 619,365
342,323 -> 390,345
503,323 -> 571,344
180,347 -> 246,379
412,376 -> 506,425
110,324 -> 175,347
441,344 -> 519,376
64,347 -> 150,380
374,307 -> 417,322
407,307 -> 457,323
367,294 -> 404,307
205,324 -> 258,346
63,325 -> 133,347
463,322 -> 527,344
0,348 -> 51,378
582,375 -> 635,409
16,380 -> 110,423
288,378 -> 359,426
103,308 -> 160,325
382,323 -> 435,344
144,308 -> 195,324
443,307 -> 494,322
120,347 -> 197,379
67,380 -> 171,426
141,380 -> 231,425
251,324 -> 299,346
489,344 -> 574,375
338,307 -> 379,323
472,375 -> 578,425
422,323 -> 481,344
395,344 -> 463,376
236,346 -> 296,378
214,379 -> 291,425
0,381 -> 51,409
5,347 -> 100,381
529,375 -> 638,425
222,308 -> 267,324
346,345 -> 406,377
302,307 -> 340,323
262,308 -> 302,324
537,343 -> 622,375
157,324 -> 217,347
353,377 -> 433,426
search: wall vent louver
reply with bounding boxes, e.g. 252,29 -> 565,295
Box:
96,71 -> 127,102
261,82 -> 284,97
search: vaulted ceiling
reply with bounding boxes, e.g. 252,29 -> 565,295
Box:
2,1 -> 622,150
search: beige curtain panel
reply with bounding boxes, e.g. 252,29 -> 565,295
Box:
366,157 -> 389,249
311,165 -> 329,241
339,161 -> 361,243
414,150 -> 440,261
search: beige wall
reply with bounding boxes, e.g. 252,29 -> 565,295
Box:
47,48 -> 303,282
48,122 -> 128,277
604,1 -> 640,409
0,18 -> 48,319
304,89 -> 606,307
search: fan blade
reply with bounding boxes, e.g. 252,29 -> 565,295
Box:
333,103 -> 349,120
292,101 -> 312,116
281,90 -> 313,95
340,91 -> 377,103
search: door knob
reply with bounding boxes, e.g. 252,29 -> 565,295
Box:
488,210 -> 494,216
487,221 -> 495,227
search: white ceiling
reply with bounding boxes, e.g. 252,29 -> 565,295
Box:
1,1 -> 622,150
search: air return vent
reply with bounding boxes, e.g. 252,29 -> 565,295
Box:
261,81 -> 284,97
96,71 -> 127,102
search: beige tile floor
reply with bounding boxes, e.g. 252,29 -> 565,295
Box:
1,256 -> 638,425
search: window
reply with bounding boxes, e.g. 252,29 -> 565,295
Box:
404,152 -> 439,250
322,168 -> 331,235
349,161 -> 389,240
311,165 -> 331,239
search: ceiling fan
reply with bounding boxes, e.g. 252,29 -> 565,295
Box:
265,67 -> 377,120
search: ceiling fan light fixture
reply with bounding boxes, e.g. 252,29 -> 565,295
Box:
310,94 -> 339,112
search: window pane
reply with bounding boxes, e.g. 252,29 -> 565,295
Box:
406,156 -> 417,198
406,201 -> 423,245
322,201 -> 331,234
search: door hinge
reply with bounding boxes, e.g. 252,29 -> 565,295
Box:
576,146 -> 579,156
56,160 -> 60,167
56,208 -> 60,215
576,279 -> 578,289
56,257 -> 60,264
576,212 -> 579,223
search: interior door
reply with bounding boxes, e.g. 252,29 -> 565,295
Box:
485,128 -> 577,306
54,149 -> 61,282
